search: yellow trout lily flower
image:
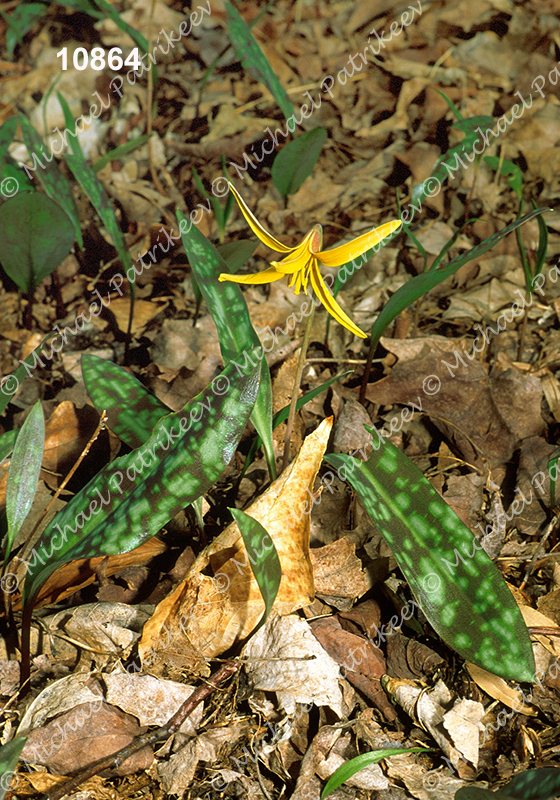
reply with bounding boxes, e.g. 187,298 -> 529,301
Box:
218,182 -> 402,338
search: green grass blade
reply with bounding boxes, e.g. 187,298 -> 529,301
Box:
230,508 -> 281,633
23,362 -> 260,605
271,127 -> 327,196
56,92 -> 85,160
64,154 -> 134,278
0,736 -> 26,800
177,209 -> 276,480
81,354 -> 171,449
325,433 -> 535,682
92,134 -> 151,173
65,153 -> 135,336
408,115 -> 494,213
321,748 -> 430,798
18,115 -> 83,248
5,401 -> 44,558
368,207 -> 549,355
225,1 -> 294,122
484,155 -> 523,201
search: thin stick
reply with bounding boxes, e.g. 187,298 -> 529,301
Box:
41,661 -> 240,800
282,306 -> 314,471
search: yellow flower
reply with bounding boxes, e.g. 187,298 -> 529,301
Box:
218,182 -> 402,338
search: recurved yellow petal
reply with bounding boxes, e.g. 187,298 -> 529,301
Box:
318,219 -> 402,267
218,266 -> 285,284
309,262 -> 366,338
228,182 -> 291,254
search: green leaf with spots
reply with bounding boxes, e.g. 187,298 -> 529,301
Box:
325,433 -> 535,682
230,508 -> 281,634
225,1 -> 294,122
18,115 -> 83,248
455,768 -> 560,800
81,354 -> 171,449
5,401 -> 44,559
23,362 -> 260,606
178,209 -> 276,480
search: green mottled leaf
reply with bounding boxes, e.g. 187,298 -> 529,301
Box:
367,208 -> 549,355
271,127 -> 327,196
81,354 -> 170,449
321,749 -> 430,799
455,790 -> 516,800
230,508 -> 281,633
0,193 -> 75,294
498,768 -> 560,800
178,209 -> 276,479
225,1 -> 294,122
0,736 -> 26,800
5,401 -> 44,557
23,362 -> 260,605
19,115 -> 82,247
325,433 -> 535,682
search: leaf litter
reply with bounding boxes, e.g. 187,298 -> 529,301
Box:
4,0 -> 560,798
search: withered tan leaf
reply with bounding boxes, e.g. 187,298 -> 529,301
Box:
138,418 -> 333,673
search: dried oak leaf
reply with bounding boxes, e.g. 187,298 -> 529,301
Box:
364,336 -> 544,469
138,419 -> 332,675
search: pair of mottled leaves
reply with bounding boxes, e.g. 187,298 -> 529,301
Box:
23,358 -> 260,607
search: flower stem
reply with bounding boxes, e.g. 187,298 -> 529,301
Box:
282,305 -> 315,471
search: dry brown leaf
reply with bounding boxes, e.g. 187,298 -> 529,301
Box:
310,537 -> 371,605
364,336 -> 544,469
383,676 -> 483,776
11,537 -> 166,611
109,298 -> 167,335
138,418 -> 332,673
466,662 -> 538,717
21,701 -> 152,776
